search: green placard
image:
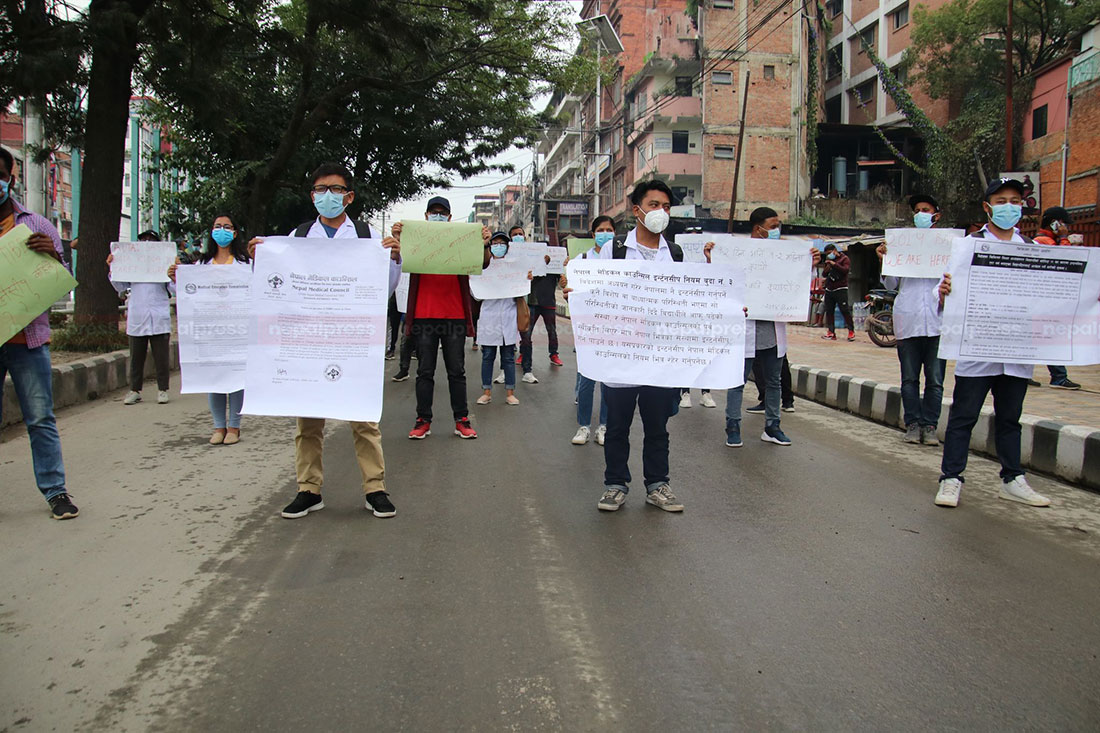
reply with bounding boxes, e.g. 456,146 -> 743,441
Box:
568,238 -> 596,259
399,220 -> 485,275
0,224 -> 78,343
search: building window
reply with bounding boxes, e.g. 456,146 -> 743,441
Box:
675,76 -> 693,96
1032,104 -> 1048,139
714,145 -> 735,159
713,70 -> 733,85
892,65 -> 908,86
855,24 -> 876,54
825,95 -> 842,124
713,0 -> 735,8
851,79 -> 876,106
763,65 -> 775,81
825,0 -> 842,17
826,46 -> 842,80
891,3 -> 909,30
672,131 -> 690,154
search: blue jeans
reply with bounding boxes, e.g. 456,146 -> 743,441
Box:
576,373 -> 608,427
941,374 -> 1027,482
896,336 -> 945,428
0,343 -> 67,500
1047,365 -> 1070,384
726,346 -> 782,430
208,390 -> 244,429
481,344 -> 516,389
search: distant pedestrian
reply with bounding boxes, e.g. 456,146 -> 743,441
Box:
475,232 -> 527,406
169,213 -> 250,446
518,225 -> 563,380
818,243 -> 855,341
109,228 -> 174,406
0,146 -> 78,519
1033,206 -> 1081,390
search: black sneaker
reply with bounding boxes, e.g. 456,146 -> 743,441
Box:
745,402 -> 766,414
1050,379 -> 1081,390
1027,378 -> 1041,387
392,370 -> 410,382
365,491 -> 396,518
281,491 -> 324,519
48,493 -> 79,520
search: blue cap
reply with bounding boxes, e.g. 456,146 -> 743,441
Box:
426,196 -> 451,213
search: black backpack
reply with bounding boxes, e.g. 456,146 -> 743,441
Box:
971,229 -> 1034,244
293,219 -> 374,238
611,238 -> 684,262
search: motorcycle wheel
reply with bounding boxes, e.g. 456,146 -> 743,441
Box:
867,312 -> 896,348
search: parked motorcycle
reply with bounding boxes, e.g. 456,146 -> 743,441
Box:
864,289 -> 897,348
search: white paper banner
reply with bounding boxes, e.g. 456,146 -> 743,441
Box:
470,252 -> 533,300
939,238 -> 1100,365
672,234 -> 711,264
698,234 -> 812,322
242,237 -> 391,421
176,263 -> 252,394
545,246 -> 567,275
881,228 -> 964,279
109,241 -> 177,282
567,260 -> 746,389
395,272 -> 410,313
512,241 -> 548,276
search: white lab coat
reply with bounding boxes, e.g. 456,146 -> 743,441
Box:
110,280 -> 174,336
288,217 -> 402,296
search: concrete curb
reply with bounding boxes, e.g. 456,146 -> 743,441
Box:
3,344 -> 180,429
790,363 -> 1100,493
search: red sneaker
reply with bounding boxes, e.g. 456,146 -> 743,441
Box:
454,418 -> 478,439
847,330 -> 856,341
515,354 -> 524,365
408,418 -> 431,439
549,354 -> 564,367
821,332 -> 837,341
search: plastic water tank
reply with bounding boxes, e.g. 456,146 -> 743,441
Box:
833,156 -> 848,198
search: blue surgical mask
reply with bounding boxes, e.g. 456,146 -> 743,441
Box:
827,252 -> 837,261
490,243 -> 508,258
0,178 -> 8,205
211,228 -> 234,247
313,191 -> 347,219
913,211 -> 934,229
594,231 -> 614,248
427,213 -> 448,222
511,234 -> 524,242
767,226 -> 782,240
989,202 -> 1022,229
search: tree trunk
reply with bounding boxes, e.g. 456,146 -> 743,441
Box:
73,0 -> 152,330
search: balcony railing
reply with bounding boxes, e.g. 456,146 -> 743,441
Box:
1070,51 -> 1099,89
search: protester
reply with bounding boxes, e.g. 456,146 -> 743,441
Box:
385,291 -> 402,360
108,228 -> 173,405
933,178 -> 1051,509
169,214 -> 250,445
1032,206 -> 1082,390
746,356 -> 794,413
475,232 -> 526,406
705,206 -> 795,448
0,146 -> 78,519
395,196 -> 487,440
518,224 -> 563,381
567,216 -> 613,445
819,243 -> 855,341
176,239 -> 195,264
248,163 -> 401,519
391,279 -> 416,380
591,180 -> 685,512
874,193 -> 947,446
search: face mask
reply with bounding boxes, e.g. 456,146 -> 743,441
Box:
988,202 -> 1022,230
913,211 -> 934,229
427,213 -> 448,222
594,231 -> 614,248
0,179 -> 8,206
313,191 -> 347,219
766,226 -> 781,240
489,243 -> 509,258
511,235 -> 524,242
827,252 -> 837,261
640,208 -> 669,234
211,228 -> 234,247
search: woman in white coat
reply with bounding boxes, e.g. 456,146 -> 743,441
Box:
475,232 -> 526,406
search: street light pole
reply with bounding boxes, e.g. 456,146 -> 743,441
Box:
594,38 -> 602,219
1005,0 -> 1014,170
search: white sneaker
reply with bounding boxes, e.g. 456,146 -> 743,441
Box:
571,426 -> 591,445
522,372 -> 539,384
157,390 -> 170,404
999,476 -> 1051,507
493,372 -> 505,384
935,478 -> 962,507
123,391 -> 142,405
679,393 -> 692,408
595,424 -> 606,445
700,393 -> 717,408
476,394 -> 491,405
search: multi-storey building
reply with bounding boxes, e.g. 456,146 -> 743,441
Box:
473,193 -> 498,229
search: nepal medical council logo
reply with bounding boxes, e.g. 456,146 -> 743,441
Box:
324,364 -> 343,382
267,273 -> 285,290
184,283 -> 198,294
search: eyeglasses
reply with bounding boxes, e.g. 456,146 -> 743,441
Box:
212,224 -> 235,230
311,185 -> 350,195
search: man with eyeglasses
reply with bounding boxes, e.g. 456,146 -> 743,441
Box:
248,162 -> 403,520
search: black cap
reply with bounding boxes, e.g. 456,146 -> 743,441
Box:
1041,206 -> 1072,227
137,229 -> 160,241
426,196 -> 451,213
908,193 -> 939,211
983,177 -> 1025,201
823,243 -> 837,252
490,231 -> 509,242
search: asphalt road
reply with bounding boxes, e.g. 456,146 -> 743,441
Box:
2,348 -> 1099,732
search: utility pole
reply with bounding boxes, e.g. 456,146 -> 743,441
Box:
1005,0 -> 1014,170
728,69 -> 750,233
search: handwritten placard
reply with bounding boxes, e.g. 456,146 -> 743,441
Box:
705,234 -> 812,321
109,240 -> 177,282
395,272 -> 410,312
568,238 -> 596,259
673,234 -> 711,264
511,241 -> 548,276
882,228 -> 965,279
0,224 -> 78,343
546,246 -> 567,275
399,220 -> 484,275
469,252 -> 533,301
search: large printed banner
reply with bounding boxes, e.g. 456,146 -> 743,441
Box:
176,263 -> 252,394
243,237 -> 391,421
678,234 -> 812,321
881,228 -> 965,279
109,240 -> 176,282
567,260 -> 746,389
939,238 -> 1100,365
0,224 -> 77,343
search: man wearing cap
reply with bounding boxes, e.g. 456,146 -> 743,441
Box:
933,178 -> 1051,509
393,196 -> 486,440
819,243 -> 855,341
875,194 -> 948,446
1032,206 -> 1082,390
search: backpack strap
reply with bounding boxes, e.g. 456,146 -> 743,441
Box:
612,241 -> 628,259
352,219 -> 373,238
293,222 -> 313,238
668,242 -> 684,262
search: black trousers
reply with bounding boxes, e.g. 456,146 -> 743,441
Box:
413,319 -> 468,422
940,374 -> 1027,483
129,333 -> 170,392
386,295 -> 401,354
823,288 -> 854,332
519,306 -> 558,369
603,385 -> 678,491
755,354 -> 792,407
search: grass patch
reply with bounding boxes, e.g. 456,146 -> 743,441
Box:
51,323 -> 129,353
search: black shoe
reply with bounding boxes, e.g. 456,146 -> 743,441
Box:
281,491 -> 324,519
745,402 -> 766,414
365,491 -> 396,518
1050,379 -> 1081,390
392,370 -> 410,382
48,493 -> 79,520
1027,378 -> 1041,387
